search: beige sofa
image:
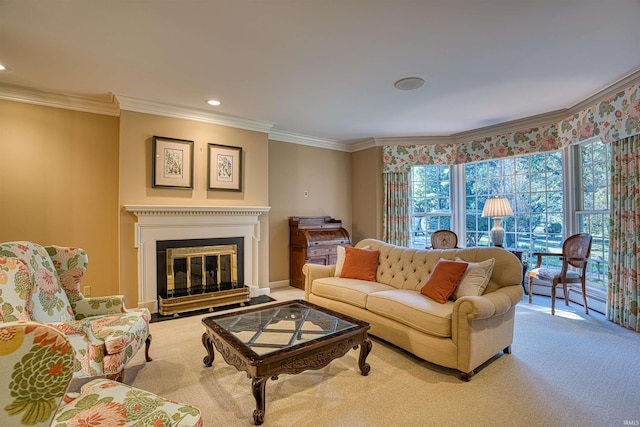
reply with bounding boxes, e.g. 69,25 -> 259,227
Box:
303,238 -> 524,380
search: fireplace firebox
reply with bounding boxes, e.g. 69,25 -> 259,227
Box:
156,237 -> 248,315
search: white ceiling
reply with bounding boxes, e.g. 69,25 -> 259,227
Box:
2,0 -> 640,145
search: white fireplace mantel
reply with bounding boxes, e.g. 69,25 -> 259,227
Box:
124,205 -> 270,313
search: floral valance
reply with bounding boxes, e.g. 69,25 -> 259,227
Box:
383,83 -> 640,173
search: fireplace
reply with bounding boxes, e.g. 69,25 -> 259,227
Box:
156,237 -> 248,315
124,205 -> 270,314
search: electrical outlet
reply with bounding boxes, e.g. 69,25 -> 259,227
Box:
83,286 -> 91,296
304,190 -> 309,198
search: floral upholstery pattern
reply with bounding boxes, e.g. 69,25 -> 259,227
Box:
1,321 -> 203,427
55,380 -> 203,427
0,241 -> 152,380
0,322 -> 74,426
0,256 -> 33,322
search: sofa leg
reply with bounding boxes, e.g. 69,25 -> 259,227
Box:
503,345 -> 512,354
106,370 -> 124,383
145,334 -> 153,362
458,370 -> 474,382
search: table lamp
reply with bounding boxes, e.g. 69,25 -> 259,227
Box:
481,196 -> 513,247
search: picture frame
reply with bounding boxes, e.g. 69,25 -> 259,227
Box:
152,136 -> 194,189
207,143 -> 243,191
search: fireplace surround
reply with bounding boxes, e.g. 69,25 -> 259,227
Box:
124,205 -> 270,313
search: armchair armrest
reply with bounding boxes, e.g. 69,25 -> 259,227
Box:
47,318 -> 102,345
532,251 -> 562,268
302,263 -> 336,301
72,295 -> 126,320
560,256 -> 589,262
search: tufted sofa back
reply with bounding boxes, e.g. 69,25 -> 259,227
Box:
356,238 -> 522,294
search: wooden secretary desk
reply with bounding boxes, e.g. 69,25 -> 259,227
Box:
289,216 -> 351,289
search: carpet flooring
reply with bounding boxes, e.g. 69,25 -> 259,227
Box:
73,290 -> 640,426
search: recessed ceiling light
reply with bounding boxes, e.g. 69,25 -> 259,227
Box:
394,77 -> 425,91
0,64 -> 7,71
207,99 -> 221,106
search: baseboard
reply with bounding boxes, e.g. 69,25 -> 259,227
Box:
269,280 -> 290,289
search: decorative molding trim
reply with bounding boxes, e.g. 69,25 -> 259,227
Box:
0,83 -> 119,116
116,95 -> 276,134
268,129 -> 350,152
567,68 -> 640,116
123,205 -> 271,217
3,67 -> 639,152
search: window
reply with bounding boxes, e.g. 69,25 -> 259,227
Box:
465,152 -> 564,259
411,165 -> 451,248
575,139 -> 610,292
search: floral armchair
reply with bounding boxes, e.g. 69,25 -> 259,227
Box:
0,241 -> 152,381
0,321 -> 202,426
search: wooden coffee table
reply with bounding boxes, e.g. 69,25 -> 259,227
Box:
201,299 -> 372,425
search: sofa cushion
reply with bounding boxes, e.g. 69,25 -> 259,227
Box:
340,246 -> 379,281
452,257 -> 495,300
311,276 -> 393,308
366,289 -> 454,337
420,259 -> 468,303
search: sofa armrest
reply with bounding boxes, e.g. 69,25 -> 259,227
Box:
452,284 -> 523,374
452,284 -> 523,339
72,295 -> 126,319
302,263 -> 336,301
454,285 -> 523,321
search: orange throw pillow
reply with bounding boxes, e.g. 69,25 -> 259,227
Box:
340,246 -> 380,281
420,259 -> 469,303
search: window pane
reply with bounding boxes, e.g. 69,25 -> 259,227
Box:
466,152 -> 564,270
577,139 -> 611,292
411,165 -> 452,248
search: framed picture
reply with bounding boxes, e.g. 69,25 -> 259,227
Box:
152,136 -> 194,189
207,143 -> 243,191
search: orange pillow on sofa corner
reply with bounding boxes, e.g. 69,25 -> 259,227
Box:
420,259 -> 469,303
340,246 -> 380,281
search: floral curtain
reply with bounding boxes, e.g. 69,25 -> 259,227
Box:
382,83 -> 640,171
383,172 -> 410,247
607,134 -> 640,332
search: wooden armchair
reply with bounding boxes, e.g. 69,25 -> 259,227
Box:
527,233 -> 592,315
429,230 -> 458,249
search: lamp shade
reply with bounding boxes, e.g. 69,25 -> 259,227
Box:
482,197 -> 513,218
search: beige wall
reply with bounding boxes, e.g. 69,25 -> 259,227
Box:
351,146 -> 383,243
268,140 -> 352,282
118,111 -> 270,305
0,99 -> 120,295
0,99 -> 385,303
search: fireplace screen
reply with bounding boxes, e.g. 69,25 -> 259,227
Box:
167,244 -> 238,298
157,239 -> 249,316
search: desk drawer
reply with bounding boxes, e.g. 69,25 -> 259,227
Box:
308,246 -> 337,257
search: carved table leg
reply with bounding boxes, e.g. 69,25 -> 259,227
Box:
251,376 -> 267,425
358,337 -> 372,376
202,332 -> 215,367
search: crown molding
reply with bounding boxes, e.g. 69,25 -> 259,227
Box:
4,67 -> 640,151
268,129 -> 350,152
452,109 -> 567,143
0,83 -> 119,116
567,68 -> 640,116
116,95 -> 275,134
372,136 -> 457,146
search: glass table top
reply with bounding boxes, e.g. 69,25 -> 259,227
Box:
208,302 -> 357,355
